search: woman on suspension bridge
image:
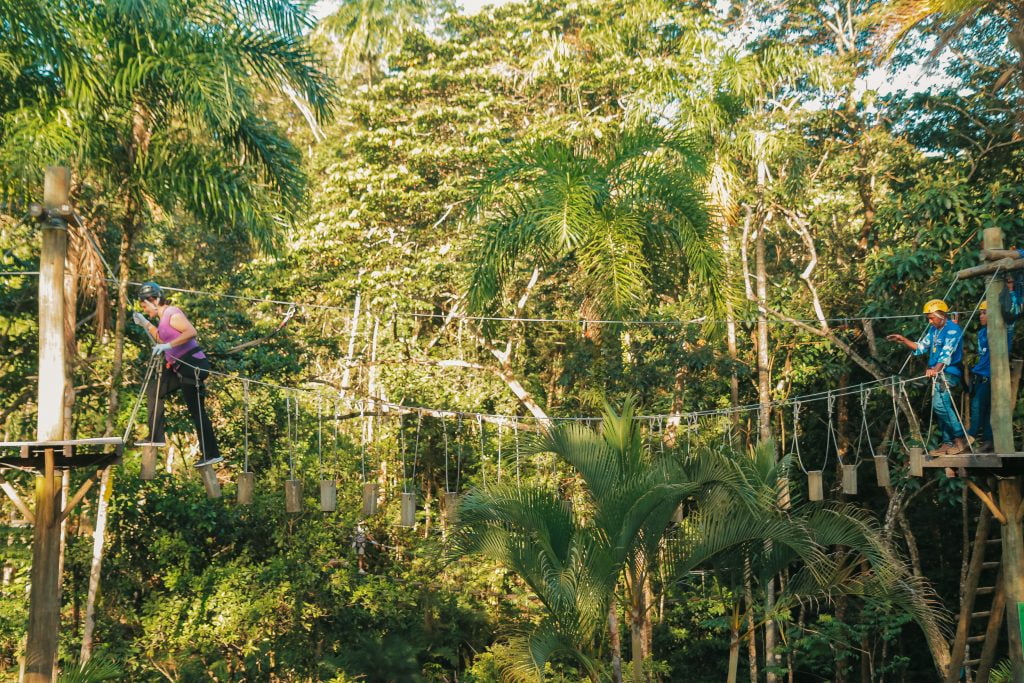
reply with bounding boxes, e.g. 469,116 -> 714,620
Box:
886,298 -> 968,456
132,281 -> 223,468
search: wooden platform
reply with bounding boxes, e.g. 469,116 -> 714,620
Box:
923,452 -> 1024,469
0,437 -> 123,472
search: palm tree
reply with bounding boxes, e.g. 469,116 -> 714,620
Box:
453,485 -> 611,682
452,399 -> 940,682
681,441 -> 946,683
317,0 -> 430,84
0,0 -> 334,664
466,123 -> 724,321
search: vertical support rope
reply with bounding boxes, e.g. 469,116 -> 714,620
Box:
859,387 -> 876,459
286,396 -> 295,480
123,355 -> 159,443
456,414 -> 463,492
659,417 -> 665,455
514,417 -> 521,487
333,400 -> 340,479
243,379 -> 250,474
359,402 -> 366,482
497,421 -> 503,484
792,402 -> 806,474
926,376 -> 937,447
443,419 -> 450,494
890,376 -> 908,454
824,392 -> 837,470
942,373 -> 975,454
317,398 -> 323,479
411,413 -> 422,485
477,415 -> 485,489
399,414 -> 408,493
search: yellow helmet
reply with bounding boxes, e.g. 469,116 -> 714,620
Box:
980,301 -> 988,311
923,299 -> 949,315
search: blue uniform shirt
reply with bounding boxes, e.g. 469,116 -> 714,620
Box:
972,322 -> 1016,378
913,320 -> 964,375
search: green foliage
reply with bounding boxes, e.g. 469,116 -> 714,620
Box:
466,122 -> 722,320
3,0 -> 1024,678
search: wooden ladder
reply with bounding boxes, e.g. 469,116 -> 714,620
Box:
947,506 -> 1006,683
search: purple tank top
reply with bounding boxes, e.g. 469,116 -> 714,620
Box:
157,306 -> 204,363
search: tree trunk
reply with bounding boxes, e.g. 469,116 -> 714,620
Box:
718,206 -> 742,439
81,222 -> 132,662
642,572 -> 654,662
753,182 -> 778,683
609,600 -> 623,683
727,600 -> 741,683
745,553 -> 759,683
631,570 -> 646,683
755,220 -> 771,444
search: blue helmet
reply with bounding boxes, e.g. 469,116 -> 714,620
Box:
138,281 -> 163,301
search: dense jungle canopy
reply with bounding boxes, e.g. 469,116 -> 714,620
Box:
2,0 -> 1024,680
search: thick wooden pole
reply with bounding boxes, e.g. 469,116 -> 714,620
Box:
24,167 -> 70,683
983,228 -> 1024,682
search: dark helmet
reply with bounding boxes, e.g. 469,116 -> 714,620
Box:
138,281 -> 163,301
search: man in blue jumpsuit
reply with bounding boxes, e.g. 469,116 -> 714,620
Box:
968,287 -> 1020,451
887,299 -> 967,455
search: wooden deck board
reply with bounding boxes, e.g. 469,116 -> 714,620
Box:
923,453 -> 1024,468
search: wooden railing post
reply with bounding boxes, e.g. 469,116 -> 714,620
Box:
24,166 -> 71,682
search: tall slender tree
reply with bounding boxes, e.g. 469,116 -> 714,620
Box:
466,123 -> 724,322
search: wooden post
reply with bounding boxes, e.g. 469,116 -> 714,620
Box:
24,167 -> 70,683
909,447 -> 924,477
807,471 -> 823,502
873,456 -> 891,487
140,445 -> 157,480
982,228 -> 1024,681
400,492 -> 416,527
362,482 -> 378,517
198,465 -> 220,499
285,480 -> 302,513
319,480 -> 337,512
842,464 -> 857,495
236,472 -> 254,505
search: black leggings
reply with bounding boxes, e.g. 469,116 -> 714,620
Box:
145,356 -> 220,460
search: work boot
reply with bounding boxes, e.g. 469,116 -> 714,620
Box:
930,442 -> 953,456
975,440 -> 994,453
946,438 -> 969,455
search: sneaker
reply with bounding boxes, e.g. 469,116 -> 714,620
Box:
194,455 -> 224,468
975,440 -> 994,453
929,443 -> 954,456
135,441 -> 166,447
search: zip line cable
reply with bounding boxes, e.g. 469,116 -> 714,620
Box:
168,351 -> 933,425
126,281 -> 991,441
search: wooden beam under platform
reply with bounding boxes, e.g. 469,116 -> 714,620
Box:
0,437 -> 123,472
922,453 -> 1024,469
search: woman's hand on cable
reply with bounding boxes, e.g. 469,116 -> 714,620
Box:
132,311 -> 151,330
152,343 -> 172,356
